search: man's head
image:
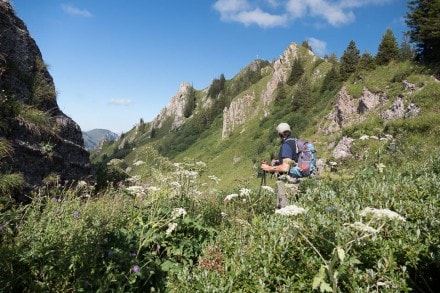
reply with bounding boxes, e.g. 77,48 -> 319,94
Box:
276,122 -> 291,138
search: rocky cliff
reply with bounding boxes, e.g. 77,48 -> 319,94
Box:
0,1 -> 92,196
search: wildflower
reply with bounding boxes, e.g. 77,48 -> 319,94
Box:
133,160 -> 145,166
275,205 -> 305,216
359,207 -> 406,222
220,212 -> 228,218
166,223 -> 178,235
195,161 -> 207,168
73,211 -> 79,218
0,225 -> 4,232
126,186 -> 145,197
346,222 -> 379,233
51,197 -> 58,202
130,252 -> 136,258
132,265 -> 140,273
261,185 -> 274,193
171,208 -> 187,219
224,193 -> 239,202
239,188 -> 251,196
146,186 -> 160,192
376,163 -> 386,173
359,135 -> 369,140
208,175 -> 221,184
329,161 -> 338,166
170,181 -> 181,188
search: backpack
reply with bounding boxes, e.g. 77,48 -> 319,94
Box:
285,138 -> 317,177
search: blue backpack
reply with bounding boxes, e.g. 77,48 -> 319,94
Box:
285,138 -> 317,177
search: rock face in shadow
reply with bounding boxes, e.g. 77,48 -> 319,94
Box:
0,1 -> 92,196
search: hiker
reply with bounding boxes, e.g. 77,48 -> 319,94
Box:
260,122 -> 298,209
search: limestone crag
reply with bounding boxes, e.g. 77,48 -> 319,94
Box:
0,1 -> 92,194
222,93 -> 256,138
153,82 -> 191,130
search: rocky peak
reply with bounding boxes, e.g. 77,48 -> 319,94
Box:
153,82 -> 191,130
0,1 -> 92,197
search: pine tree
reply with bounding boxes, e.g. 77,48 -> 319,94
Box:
399,33 -> 416,61
376,28 -> 399,65
406,0 -> 440,62
287,58 -> 304,86
358,51 -> 376,71
321,65 -> 340,93
339,40 -> 360,80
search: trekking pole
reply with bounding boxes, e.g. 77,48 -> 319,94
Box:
258,170 -> 266,197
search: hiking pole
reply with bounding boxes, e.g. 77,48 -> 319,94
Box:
257,169 -> 266,197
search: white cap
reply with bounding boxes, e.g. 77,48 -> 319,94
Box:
276,122 -> 291,134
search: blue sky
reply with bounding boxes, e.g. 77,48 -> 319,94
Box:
11,0 -> 408,134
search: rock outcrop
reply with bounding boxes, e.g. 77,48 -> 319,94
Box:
0,1 -> 92,195
152,82 -> 191,130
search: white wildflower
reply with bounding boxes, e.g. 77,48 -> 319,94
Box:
261,185 -> 274,193
329,161 -> 338,166
146,186 -> 160,192
220,212 -> 228,218
133,160 -> 145,166
195,161 -> 207,168
77,180 -> 88,187
126,186 -> 145,197
224,193 -> 239,202
239,188 -> 251,196
171,208 -> 187,219
359,207 -> 406,222
169,181 -> 181,188
347,222 -> 379,233
275,205 -> 305,216
208,175 -> 221,184
166,222 -> 178,235
359,135 -> 369,140
126,175 -> 141,183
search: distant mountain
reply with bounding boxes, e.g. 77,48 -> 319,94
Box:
82,129 -> 118,151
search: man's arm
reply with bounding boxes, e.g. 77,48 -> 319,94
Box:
260,158 -> 293,173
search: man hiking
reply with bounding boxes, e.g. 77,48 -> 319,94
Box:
260,122 -> 298,209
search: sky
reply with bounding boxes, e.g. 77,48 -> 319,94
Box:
10,0 -> 409,134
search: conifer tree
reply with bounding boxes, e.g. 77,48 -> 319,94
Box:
358,51 -> 376,71
376,28 -> 399,65
287,58 -> 304,86
339,40 -> 360,80
399,33 -> 416,61
406,0 -> 440,62
183,86 -> 196,118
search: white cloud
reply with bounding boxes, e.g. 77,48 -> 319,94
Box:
214,0 -> 394,28
61,4 -> 93,18
108,99 -> 133,106
307,37 -> 327,56
233,8 -> 288,27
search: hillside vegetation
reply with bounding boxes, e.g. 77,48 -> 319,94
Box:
2,10 -> 440,291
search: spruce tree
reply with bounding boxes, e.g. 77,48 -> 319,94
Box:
406,0 -> 440,62
399,33 -> 416,61
376,28 -> 399,65
339,40 -> 360,81
287,58 -> 304,86
358,51 -> 376,71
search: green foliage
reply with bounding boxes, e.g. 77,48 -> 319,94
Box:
207,74 -> 226,99
406,0 -> 440,62
376,28 -> 400,65
399,33 -> 416,61
340,40 -> 360,80
357,51 -> 376,71
17,105 -> 55,136
292,76 -> 312,113
321,65 -> 341,93
183,86 -> 197,118
287,57 -> 305,86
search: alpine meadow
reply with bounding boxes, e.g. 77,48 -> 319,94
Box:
1,0 -> 439,292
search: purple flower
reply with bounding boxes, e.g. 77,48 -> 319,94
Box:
130,252 -> 137,258
73,211 -> 79,218
132,265 -> 140,273
0,225 -> 4,232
